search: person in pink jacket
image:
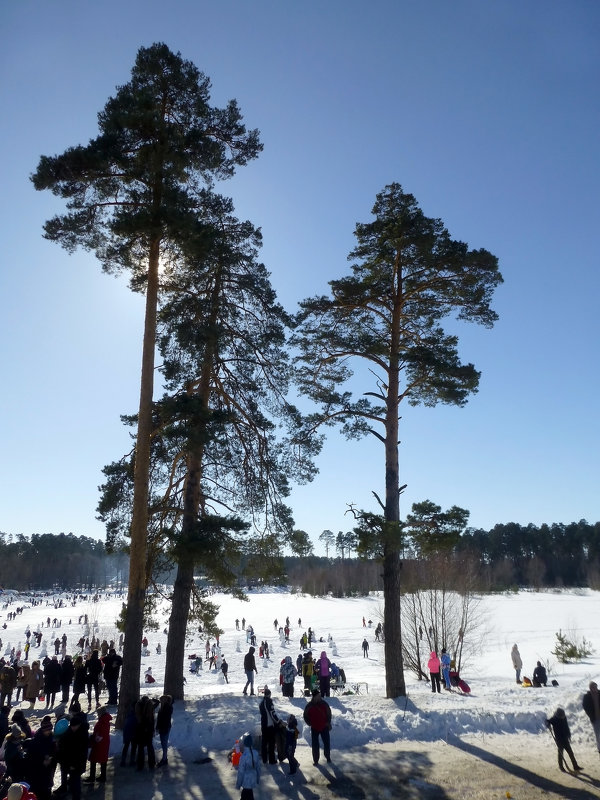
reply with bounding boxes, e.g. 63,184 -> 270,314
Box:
427,651 -> 441,693
84,707 -> 112,784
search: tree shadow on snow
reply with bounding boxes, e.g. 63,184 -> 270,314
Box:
446,734 -> 600,800
275,746 -> 452,800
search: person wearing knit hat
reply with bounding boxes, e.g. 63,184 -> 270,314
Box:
55,710 -> 89,800
3,727 -> 27,782
236,733 -> 261,800
25,713 -> 57,800
10,711 -> 32,740
6,784 -> 37,800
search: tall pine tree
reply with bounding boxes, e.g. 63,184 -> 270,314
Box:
32,43 -> 261,723
293,183 -> 502,698
99,196 -> 318,698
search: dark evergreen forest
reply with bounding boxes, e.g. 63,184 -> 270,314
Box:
1,520 -> 598,593
0,532 -> 128,591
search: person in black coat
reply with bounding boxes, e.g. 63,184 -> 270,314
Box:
3,724 -> 28,781
43,656 -> 61,708
70,656 -> 87,710
258,687 -> 283,765
243,647 -> 257,696
156,694 -> 173,767
532,661 -> 547,687
24,717 -> 56,800
56,712 -> 89,800
85,651 -> 103,710
120,703 -> 138,767
546,707 -> 583,772
0,706 -> 10,741
134,695 -> 158,771
102,648 -> 123,706
60,655 -> 74,704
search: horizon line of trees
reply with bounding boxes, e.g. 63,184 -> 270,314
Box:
2,519 -> 599,593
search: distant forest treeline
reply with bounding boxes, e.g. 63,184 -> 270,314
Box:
1,520 -> 598,594
0,532 -> 129,591
289,520 -> 600,596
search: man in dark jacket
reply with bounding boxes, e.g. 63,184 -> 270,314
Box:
43,657 -> 61,708
102,648 -> 123,705
56,712 -> 89,800
532,661 -> 547,687
25,716 -> 56,800
258,687 -> 282,764
303,688 -> 332,765
243,646 -> 257,696
60,655 -> 74,704
582,680 -> 600,752
0,664 -> 17,708
545,707 -> 582,772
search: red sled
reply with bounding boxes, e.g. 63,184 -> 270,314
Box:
449,671 -> 471,694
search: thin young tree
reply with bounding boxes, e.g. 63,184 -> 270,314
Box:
32,43 -> 261,723
293,183 -> 502,698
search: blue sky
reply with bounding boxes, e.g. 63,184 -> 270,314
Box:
1,1 -> 598,552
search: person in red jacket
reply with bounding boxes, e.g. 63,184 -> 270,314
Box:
84,707 -> 112,784
303,688 -> 332,765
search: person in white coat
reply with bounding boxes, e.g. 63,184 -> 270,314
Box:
236,734 -> 261,800
511,644 -> 523,684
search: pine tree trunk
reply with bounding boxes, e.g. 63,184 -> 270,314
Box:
383,283 -> 406,698
164,557 -> 194,700
116,238 -> 160,728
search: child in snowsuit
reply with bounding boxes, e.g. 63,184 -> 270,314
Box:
236,733 -> 261,800
440,648 -> 451,690
546,707 -> 583,773
286,714 -> 300,775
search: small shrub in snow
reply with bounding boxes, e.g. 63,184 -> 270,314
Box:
552,629 -> 594,663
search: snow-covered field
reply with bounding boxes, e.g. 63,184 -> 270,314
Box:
2,587 -> 600,799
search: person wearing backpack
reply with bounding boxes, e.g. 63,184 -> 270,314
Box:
236,733 -> 261,800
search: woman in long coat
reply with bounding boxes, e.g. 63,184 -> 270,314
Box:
85,707 -> 112,783
70,656 -> 87,710
24,660 -> 43,708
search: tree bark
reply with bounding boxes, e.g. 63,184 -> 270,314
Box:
164,556 -> 195,699
116,237 -> 160,727
382,262 -> 406,698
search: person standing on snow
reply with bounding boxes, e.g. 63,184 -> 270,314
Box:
243,646 -> 257,696
545,707 -> 583,773
258,686 -> 282,765
511,644 -> 523,684
361,639 -> 369,658
315,651 -> 331,697
280,656 -> 297,697
582,680 -> 600,753
428,651 -> 441,693
440,648 -> 452,690
156,694 -> 173,767
303,688 -> 332,765
236,733 -> 261,800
